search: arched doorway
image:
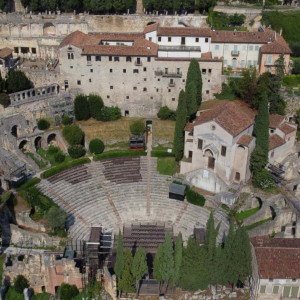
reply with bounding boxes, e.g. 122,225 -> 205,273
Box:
204,149 -> 215,170
19,140 -> 29,152
43,23 -> 56,36
47,133 -> 57,146
34,136 -> 42,151
11,125 -> 18,138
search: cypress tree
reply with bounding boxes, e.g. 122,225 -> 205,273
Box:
254,93 -> 269,153
171,232 -> 183,288
118,248 -> 135,296
275,53 -> 285,80
161,232 -> 175,292
173,0 -> 181,12
153,244 -> 163,294
250,146 -> 268,176
115,230 -> 125,281
88,94 -> 104,121
215,245 -> 227,289
74,94 -> 90,121
186,82 -> 198,120
132,247 -> 148,298
173,90 -> 187,161
113,0 -> 125,12
186,58 -> 203,106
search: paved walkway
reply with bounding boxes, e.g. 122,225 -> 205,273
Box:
146,132 -> 152,216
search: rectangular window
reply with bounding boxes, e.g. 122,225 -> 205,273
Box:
249,45 -> 253,51
143,87 -> 147,91
224,45 -> 229,51
248,60 -> 252,67
255,45 -> 259,51
273,286 -> 279,294
195,37 -> 199,42
221,146 -> 227,157
158,37 -> 162,42
149,37 -> 152,41
90,69 -> 93,73
31,47 -> 36,54
267,55 -> 273,64
144,67 -> 147,72
133,69 -> 139,73
208,69 -> 212,74
283,286 -> 291,297
109,56 -> 112,61
206,90 -> 209,94
148,57 -> 151,62
253,60 -> 257,66
242,45 -> 246,51
144,78 -> 147,81
205,38 -> 209,43
198,139 -> 203,150
123,69 -> 126,73
110,86 -> 113,89
87,55 -> 91,61
260,286 -> 266,294
114,56 -> 119,62
291,287 -> 299,298
77,80 -> 81,85
89,79 -> 92,82
168,37 -> 172,42
110,69 -> 113,73
107,95 -> 110,99
202,69 -> 207,74
172,98 -> 175,101
126,56 -> 132,62
215,45 -> 220,50
133,87 -> 137,90
177,68 -> 181,74
224,60 -> 228,66
241,60 -> 245,67
96,55 -> 101,61
14,47 -> 19,53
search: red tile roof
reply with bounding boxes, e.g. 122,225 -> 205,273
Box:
144,23 -> 159,34
0,47 -> 13,58
269,114 -> 285,129
251,237 -> 300,279
269,134 -> 285,150
157,27 -> 211,37
60,31 -> 158,56
279,123 -> 296,135
193,102 -> 254,136
260,33 -> 292,54
184,123 -> 194,132
237,135 -> 254,147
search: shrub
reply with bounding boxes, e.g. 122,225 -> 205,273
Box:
17,177 -> 41,191
37,118 -> 50,130
157,106 -> 176,120
74,94 -> 90,121
41,158 -> 91,179
62,115 -> 72,125
214,83 -> 235,101
59,283 -> 79,300
94,150 -> 146,161
54,152 -> 65,163
186,190 -> 206,207
4,287 -> 23,300
0,93 -> 10,108
88,94 -> 104,120
292,58 -> 300,75
13,275 -> 29,293
31,292 -> 52,300
253,170 -> 274,190
45,206 -> 67,231
89,139 -> 105,155
282,75 -> 300,87
100,106 -> 122,121
62,124 -> 84,145
6,70 -> 32,93
68,145 -> 86,159
47,145 -> 59,155
130,120 -> 146,134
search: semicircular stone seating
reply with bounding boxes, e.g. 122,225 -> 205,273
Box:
37,157 -> 230,242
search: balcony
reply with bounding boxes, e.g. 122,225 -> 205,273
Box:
169,82 -> 175,87
158,45 -> 201,52
264,61 -> 275,66
135,60 -> 142,66
231,51 -> 239,57
154,70 -> 182,78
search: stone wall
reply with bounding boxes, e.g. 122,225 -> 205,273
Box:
103,267 -> 117,300
15,211 -> 46,232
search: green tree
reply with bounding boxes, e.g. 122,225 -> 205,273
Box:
88,94 -> 104,120
142,0 -> 153,11
275,53 -> 285,79
173,0 -> 181,12
132,247 -> 148,297
59,283 -> 79,300
130,120 -> 146,134
254,93 -> 269,153
74,94 -> 90,121
238,68 -> 257,106
173,90 -> 187,161
250,146 -> 268,176
13,275 -> 29,293
153,244 -> 163,293
68,145 -> 86,159
186,82 -> 198,120
105,0 -> 113,11
186,59 -> 202,106
88,0 -> 106,12
157,106 -> 176,120
0,93 -> 10,108
171,232 -> 182,288
4,288 -> 24,300
37,119 -> 50,130
89,138 -> 105,155
62,124 -> 84,145
115,230 -> 125,282
125,0 -> 135,11
182,0 -> 194,11
6,71 -> 32,93
118,248 -> 135,296
160,232 -> 175,292
113,0 -> 125,12
62,115 -> 72,125
292,58 -> 300,74
45,206 -> 67,231
215,245 -> 227,288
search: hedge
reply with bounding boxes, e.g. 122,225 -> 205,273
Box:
41,158 -> 91,179
186,189 -> 206,207
151,151 -> 175,158
17,178 -> 41,191
282,75 -> 300,87
94,150 -> 146,161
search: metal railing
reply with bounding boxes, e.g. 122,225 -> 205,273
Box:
231,50 -> 240,56
158,45 -> 201,51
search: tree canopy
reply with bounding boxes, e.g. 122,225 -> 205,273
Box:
6,71 -> 32,94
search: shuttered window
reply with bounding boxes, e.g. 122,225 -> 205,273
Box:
273,286 -> 279,294
291,287 -> 299,298
283,286 -> 291,297
260,285 -> 266,294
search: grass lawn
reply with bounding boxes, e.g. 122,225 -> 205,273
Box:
236,206 -> 260,221
246,217 -> 272,231
157,157 -> 177,176
38,148 -> 73,167
0,254 -> 5,284
77,117 -> 175,144
27,152 -> 48,169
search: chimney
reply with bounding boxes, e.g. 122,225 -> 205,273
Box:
233,29 -> 237,36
